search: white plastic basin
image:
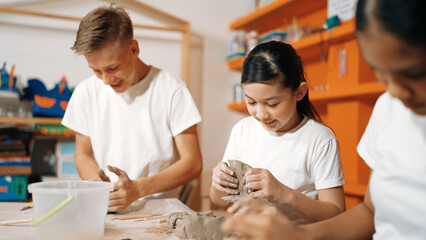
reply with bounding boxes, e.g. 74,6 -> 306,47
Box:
28,180 -> 113,240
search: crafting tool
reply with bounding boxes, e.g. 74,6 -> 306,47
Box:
1,218 -> 32,225
134,215 -> 168,222
20,202 -> 34,211
115,213 -> 164,220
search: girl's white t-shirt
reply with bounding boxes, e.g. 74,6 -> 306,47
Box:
222,116 -> 345,200
357,92 -> 426,240
62,66 -> 201,198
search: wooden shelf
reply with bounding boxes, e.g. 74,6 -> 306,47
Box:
310,82 -> 386,102
293,19 -> 355,50
230,0 -> 327,32
228,82 -> 386,114
0,116 -> 63,125
227,20 -> 356,71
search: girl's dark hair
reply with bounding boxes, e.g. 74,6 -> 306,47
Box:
241,41 -> 321,122
356,0 -> 426,48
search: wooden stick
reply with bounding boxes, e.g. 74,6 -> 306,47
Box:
145,215 -> 168,220
117,0 -> 189,25
1,218 -> 32,226
0,7 -> 185,32
158,218 -> 167,223
119,214 -> 153,220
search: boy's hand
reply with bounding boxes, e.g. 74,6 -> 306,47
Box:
107,165 -> 141,212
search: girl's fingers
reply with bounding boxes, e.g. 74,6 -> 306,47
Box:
245,168 -> 269,182
219,162 -> 235,176
246,168 -> 262,175
213,168 -> 239,186
213,162 -> 238,185
220,171 -> 239,185
245,180 -> 263,192
213,172 -> 238,188
212,181 -> 239,195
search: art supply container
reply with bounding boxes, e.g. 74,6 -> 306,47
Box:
28,181 -> 113,240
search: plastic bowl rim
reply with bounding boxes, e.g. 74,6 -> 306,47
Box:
28,180 -> 114,194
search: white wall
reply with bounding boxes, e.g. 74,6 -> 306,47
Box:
0,0 -> 254,171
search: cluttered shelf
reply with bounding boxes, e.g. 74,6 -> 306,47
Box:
230,0 -> 327,32
0,116 -> 62,125
228,19 -> 356,71
228,82 -> 386,114
292,19 -> 355,50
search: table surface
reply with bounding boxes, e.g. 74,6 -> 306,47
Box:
0,198 -> 194,240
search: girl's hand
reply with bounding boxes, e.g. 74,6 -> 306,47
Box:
211,162 -> 239,195
244,168 -> 290,204
222,198 -> 306,240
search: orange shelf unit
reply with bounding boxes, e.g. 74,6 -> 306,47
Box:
227,101 -> 248,114
227,57 -> 245,71
230,0 -> 327,33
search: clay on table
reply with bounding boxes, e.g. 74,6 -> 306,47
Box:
167,211 -> 225,240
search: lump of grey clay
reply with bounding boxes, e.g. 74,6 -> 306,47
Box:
221,160 -> 252,203
167,211 -> 225,240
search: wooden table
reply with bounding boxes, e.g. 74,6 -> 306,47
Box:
0,198 -> 194,240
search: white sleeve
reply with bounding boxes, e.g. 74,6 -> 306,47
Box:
311,138 -> 345,190
169,85 -> 202,136
221,124 -> 241,163
357,94 -> 386,170
61,81 -> 91,137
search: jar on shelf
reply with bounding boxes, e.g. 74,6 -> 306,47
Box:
233,83 -> 244,103
246,30 -> 258,53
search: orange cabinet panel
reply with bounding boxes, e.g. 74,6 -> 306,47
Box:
328,39 -> 376,89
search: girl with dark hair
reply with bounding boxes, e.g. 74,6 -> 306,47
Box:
210,41 -> 346,223
222,0 -> 426,239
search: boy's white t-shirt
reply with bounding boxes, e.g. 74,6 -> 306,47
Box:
62,66 -> 202,198
222,116 -> 345,200
357,92 -> 426,240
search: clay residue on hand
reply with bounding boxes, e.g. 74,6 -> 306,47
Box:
167,211 -> 225,240
221,160 -> 252,203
